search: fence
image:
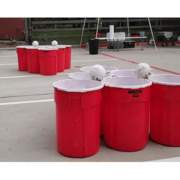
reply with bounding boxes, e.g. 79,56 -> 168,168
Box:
26,18 -> 180,45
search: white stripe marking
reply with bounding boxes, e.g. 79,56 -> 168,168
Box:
0,63 -> 17,66
0,99 -> 54,106
149,157 -> 180,162
0,58 -> 115,66
72,59 -> 115,62
0,73 -> 70,79
0,56 -> 16,57
71,52 -> 89,55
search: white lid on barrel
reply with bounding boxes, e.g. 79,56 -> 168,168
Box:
149,74 -> 180,86
25,46 -> 39,49
80,65 -> 119,73
102,76 -> 152,89
110,69 -> 137,77
111,69 -> 154,78
38,46 -> 59,50
69,71 -> 111,81
16,45 -> 31,48
53,79 -> 104,92
103,66 -> 119,73
57,45 -> 66,48
68,72 -> 92,80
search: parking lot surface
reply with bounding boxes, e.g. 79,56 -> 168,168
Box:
1,45 -> 180,162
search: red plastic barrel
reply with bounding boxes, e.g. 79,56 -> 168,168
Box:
149,74 -> 180,146
68,71 -> 111,136
57,45 -> 65,72
97,33 -> 101,38
53,79 -> 104,158
16,46 -> 28,71
131,35 -> 139,37
38,47 -> 58,75
65,45 -> 72,69
102,77 -> 152,151
26,47 -> 39,73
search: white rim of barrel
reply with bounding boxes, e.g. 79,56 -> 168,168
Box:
16,46 -> 31,48
80,66 -> 119,73
53,79 -> 104,92
102,76 -> 152,89
68,72 -> 92,80
148,74 -> 180,86
38,46 -> 59,50
110,69 -> 154,77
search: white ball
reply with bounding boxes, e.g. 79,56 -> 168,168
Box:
135,63 -> 151,78
52,40 -> 58,46
32,41 -> 39,47
90,65 -> 106,81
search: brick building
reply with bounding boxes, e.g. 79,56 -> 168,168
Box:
0,18 -> 25,40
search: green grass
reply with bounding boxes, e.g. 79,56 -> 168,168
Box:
32,29 -> 179,45
32,30 -> 96,45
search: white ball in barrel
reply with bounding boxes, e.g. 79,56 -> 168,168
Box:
135,63 -> 151,79
32,41 -> 39,47
90,65 -> 106,81
52,40 -> 58,46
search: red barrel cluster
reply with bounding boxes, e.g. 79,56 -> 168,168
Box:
54,74 -> 180,158
16,45 -> 72,75
53,77 -> 152,158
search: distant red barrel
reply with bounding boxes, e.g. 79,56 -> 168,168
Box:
64,45 -> 72,69
16,46 -> 28,71
57,45 -> 66,72
38,47 -> 58,75
26,46 -> 39,73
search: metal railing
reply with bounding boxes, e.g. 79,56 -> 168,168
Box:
30,17 -> 180,44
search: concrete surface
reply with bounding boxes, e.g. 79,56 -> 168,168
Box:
0,40 -> 27,48
1,45 -> 180,162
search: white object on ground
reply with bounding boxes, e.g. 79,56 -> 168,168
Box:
109,25 -> 114,39
89,65 -> 106,81
135,63 -> 152,79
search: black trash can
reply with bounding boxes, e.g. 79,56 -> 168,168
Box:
89,39 -> 99,54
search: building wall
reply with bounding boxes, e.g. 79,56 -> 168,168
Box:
0,18 -> 25,40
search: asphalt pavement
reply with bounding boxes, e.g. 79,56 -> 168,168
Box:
1,45 -> 180,162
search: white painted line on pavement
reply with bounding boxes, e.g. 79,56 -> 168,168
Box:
0,99 -> 54,106
71,52 -> 89,54
0,63 -> 18,66
0,73 -> 70,79
72,58 -> 116,62
148,157 -> 180,162
0,58 -> 115,66
0,75 -> 40,79
0,56 -> 17,57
